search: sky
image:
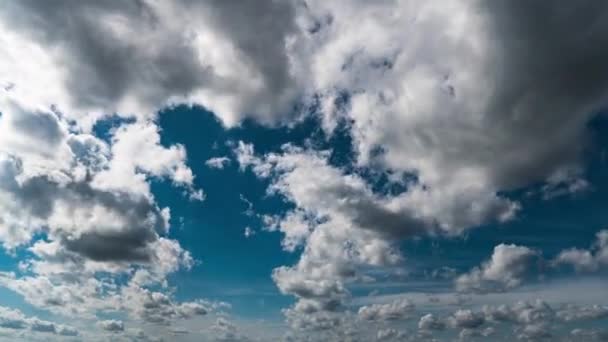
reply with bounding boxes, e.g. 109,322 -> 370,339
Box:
0,1 -> 608,341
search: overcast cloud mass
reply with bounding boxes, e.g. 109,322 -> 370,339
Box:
1,0 -> 608,341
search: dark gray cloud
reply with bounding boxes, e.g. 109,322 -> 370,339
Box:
475,1 -> 608,189
9,108 -> 64,146
0,161 -> 166,263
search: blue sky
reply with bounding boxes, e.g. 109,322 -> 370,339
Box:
1,1 -> 608,341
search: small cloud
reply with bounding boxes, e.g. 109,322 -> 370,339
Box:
244,227 -> 255,238
188,188 -> 206,202
98,319 -> 124,332
205,156 -> 231,169
455,244 -> 541,294
239,194 -> 254,217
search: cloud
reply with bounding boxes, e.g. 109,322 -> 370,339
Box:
455,244 -> 541,293
447,309 -> 485,329
376,328 -> 406,341
205,157 -> 231,169
553,229 -> 608,272
98,319 -> 124,332
556,304 -> 608,323
0,100 -> 212,329
209,317 -> 250,342
238,143 -> 517,319
299,0 -> 608,197
357,298 -> 415,321
120,284 -> 217,325
570,328 -> 608,341
515,323 -> 552,341
243,227 -> 255,238
0,0 -> 302,127
482,300 -> 555,326
0,305 -> 78,336
418,313 -> 446,331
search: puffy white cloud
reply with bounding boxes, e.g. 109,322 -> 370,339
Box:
209,317 -> 250,342
299,0 -> 608,198
243,227 -> 256,238
119,284 -> 218,325
455,244 -> 541,293
0,100 -> 208,329
98,319 -> 124,333
447,309 -> 485,329
205,157 -> 231,170
515,323 -> 552,341
553,230 -> 608,272
418,313 -> 446,331
283,308 -> 348,333
93,121 -> 199,196
482,300 -> 555,326
376,328 -> 406,341
238,143 -> 517,318
0,305 -> 78,336
556,304 -> 608,323
357,298 -> 415,321
0,0 -> 303,128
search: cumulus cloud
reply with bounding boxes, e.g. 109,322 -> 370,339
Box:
447,309 -> 485,329
357,298 -> 415,321
376,328 -> 406,341
300,0 -> 608,196
0,99 -> 210,328
455,244 -> 541,293
482,300 -> 555,326
515,323 -> 552,341
232,0 -> 608,334
418,313 -> 446,331
0,0 -> 303,127
98,319 -> 124,333
205,157 -> 231,170
209,317 -> 250,342
553,230 -> 608,272
120,284 -> 218,325
238,143 -> 517,319
556,304 -> 608,323
0,305 -> 78,336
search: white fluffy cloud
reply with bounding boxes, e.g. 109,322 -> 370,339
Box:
0,98 -> 210,330
98,319 -> 124,333
0,0 -> 303,128
357,298 -> 415,322
238,143 -> 518,319
455,244 -> 541,293
447,309 -> 485,329
418,313 -> 446,331
553,230 -> 608,272
205,156 -> 231,170
0,305 -> 78,337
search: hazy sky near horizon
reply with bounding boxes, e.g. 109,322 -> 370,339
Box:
1,1 -> 608,341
